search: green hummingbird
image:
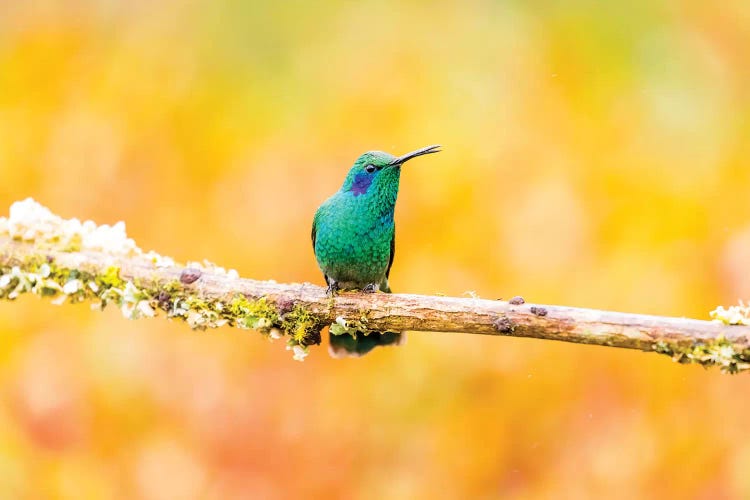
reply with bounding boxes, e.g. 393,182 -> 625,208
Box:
312,144 -> 441,357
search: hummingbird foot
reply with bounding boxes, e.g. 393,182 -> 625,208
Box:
361,283 -> 379,293
325,280 -> 340,297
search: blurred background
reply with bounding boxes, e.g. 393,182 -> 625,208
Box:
1,0 -> 750,498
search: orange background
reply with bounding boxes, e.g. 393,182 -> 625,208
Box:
1,1 -> 750,498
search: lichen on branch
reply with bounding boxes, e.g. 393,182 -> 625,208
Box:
710,302 -> 750,327
2,198 -> 750,371
0,198 -> 322,360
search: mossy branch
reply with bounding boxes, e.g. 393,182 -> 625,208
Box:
1,199 -> 749,371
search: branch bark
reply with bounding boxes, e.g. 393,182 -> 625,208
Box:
1,236 -> 749,371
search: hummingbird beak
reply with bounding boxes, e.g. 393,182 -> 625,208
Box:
389,144 -> 442,166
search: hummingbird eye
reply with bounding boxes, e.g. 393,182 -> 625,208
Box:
365,164 -> 376,173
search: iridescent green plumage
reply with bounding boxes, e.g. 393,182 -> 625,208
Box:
312,145 -> 441,357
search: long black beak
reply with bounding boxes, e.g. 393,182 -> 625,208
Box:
389,144 -> 442,166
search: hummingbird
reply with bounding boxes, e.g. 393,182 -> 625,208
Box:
312,144 -> 441,357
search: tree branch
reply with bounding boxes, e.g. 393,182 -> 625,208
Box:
0,199 -> 748,371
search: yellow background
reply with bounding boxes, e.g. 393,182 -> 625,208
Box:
1,1 -> 750,498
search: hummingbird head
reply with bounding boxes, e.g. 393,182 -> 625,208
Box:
342,145 -> 441,197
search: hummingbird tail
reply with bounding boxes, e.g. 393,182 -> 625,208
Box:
328,330 -> 405,358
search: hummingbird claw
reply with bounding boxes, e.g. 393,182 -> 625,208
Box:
362,283 -> 379,293
326,281 -> 340,297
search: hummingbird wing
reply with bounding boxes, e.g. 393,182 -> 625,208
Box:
385,232 -> 395,279
311,207 -> 321,251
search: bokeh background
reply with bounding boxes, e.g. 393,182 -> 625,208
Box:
1,1 -> 750,498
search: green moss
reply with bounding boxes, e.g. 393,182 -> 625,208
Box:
329,313 -> 370,339
281,305 -> 323,346
161,279 -> 183,294
652,336 -> 750,374
97,266 -> 125,289
228,295 -> 279,331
